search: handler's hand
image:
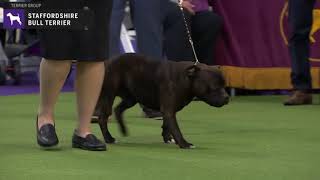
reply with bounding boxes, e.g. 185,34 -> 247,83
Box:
180,0 -> 195,15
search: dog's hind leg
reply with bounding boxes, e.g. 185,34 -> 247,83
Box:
96,87 -> 117,144
114,97 -> 137,136
98,97 -> 117,144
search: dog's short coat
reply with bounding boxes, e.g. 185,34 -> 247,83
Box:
95,53 -> 229,149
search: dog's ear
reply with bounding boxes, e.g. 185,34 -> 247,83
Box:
186,65 -> 200,78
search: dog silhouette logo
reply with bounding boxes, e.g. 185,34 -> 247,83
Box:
280,2 -> 320,62
3,9 -> 25,29
6,12 -> 22,25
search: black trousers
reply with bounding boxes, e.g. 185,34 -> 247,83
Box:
288,0 -> 316,90
163,2 -> 222,65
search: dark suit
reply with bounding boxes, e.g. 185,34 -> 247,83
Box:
288,0 -> 316,90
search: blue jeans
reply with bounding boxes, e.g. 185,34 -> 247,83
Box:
109,0 -> 127,57
288,0 -> 316,90
109,0 -> 168,59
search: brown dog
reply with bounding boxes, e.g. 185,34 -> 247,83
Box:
95,53 -> 229,149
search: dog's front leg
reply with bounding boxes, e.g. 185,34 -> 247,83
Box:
161,120 -> 175,144
163,112 -> 194,149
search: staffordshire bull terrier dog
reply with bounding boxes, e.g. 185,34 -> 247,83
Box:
95,53 -> 229,149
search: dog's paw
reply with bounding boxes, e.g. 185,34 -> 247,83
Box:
163,135 -> 175,144
164,138 -> 175,144
179,142 -> 196,149
105,137 -> 117,144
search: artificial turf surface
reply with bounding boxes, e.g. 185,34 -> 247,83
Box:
0,93 -> 319,180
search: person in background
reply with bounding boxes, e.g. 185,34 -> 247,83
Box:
108,0 -> 168,118
108,0 -> 129,57
284,0 -> 316,105
164,0 -> 222,65
109,0 -> 166,59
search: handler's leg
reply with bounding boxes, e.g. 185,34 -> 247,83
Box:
37,59 -> 71,147
71,61 -> 106,151
75,61 -> 105,136
38,59 -> 72,127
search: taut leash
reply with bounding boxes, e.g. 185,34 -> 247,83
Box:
178,0 -> 200,65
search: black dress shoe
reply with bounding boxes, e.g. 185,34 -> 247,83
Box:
72,131 -> 106,151
36,117 -> 59,147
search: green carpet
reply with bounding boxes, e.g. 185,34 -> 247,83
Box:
0,93 -> 319,180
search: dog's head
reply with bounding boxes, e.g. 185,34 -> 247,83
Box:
186,64 -> 229,107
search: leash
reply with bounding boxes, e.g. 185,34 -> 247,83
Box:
178,0 -> 200,65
